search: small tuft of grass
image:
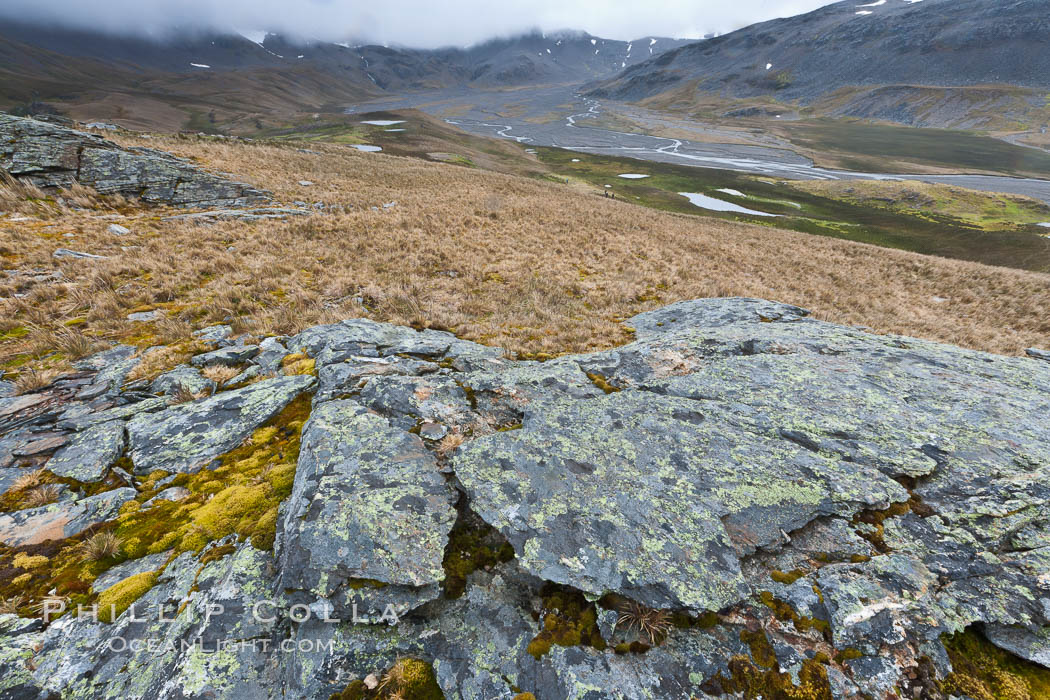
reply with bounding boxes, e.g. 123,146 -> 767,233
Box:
617,599 -> 674,645
23,484 -> 62,508
77,531 -> 122,562
201,365 -> 241,386
10,468 -> 47,492
435,431 -> 466,456
14,367 -> 63,395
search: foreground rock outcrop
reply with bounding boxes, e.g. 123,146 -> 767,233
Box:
0,298 -> 1048,699
0,113 -> 270,207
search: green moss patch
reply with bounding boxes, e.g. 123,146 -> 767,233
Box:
526,583 -> 607,659
941,628 -> 1050,700
329,658 -> 444,700
441,511 -> 515,599
97,570 -> 158,623
759,591 -> 831,639
116,392 -> 312,558
585,372 -> 621,394
703,654 -> 833,700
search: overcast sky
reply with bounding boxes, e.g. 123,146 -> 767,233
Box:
0,0 -> 839,47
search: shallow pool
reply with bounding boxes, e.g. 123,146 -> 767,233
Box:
678,192 -> 778,217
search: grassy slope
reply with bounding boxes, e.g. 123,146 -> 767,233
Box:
2,127 -> 1050,389
253,111 -> 1050,274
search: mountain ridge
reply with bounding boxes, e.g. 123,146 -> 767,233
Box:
586,0 -> 1050,128
0,21 -> 692,131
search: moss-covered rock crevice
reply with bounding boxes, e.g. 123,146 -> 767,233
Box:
941,628 -> 1050,700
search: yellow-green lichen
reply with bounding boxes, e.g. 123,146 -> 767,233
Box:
771,569 -> 807,585
0,393 -> 313,620
114,392 -> 312,558
585,372 -> 620,394
704,654 -> 833,700
759,591 -> 831,639
282,352 -> 317,377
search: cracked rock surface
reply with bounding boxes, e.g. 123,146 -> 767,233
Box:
0,297 -> 1048,699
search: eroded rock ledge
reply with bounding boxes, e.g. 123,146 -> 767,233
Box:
0,298 -> 1048,699
0,113 -> 270,208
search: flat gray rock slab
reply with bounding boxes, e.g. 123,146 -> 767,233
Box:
45,420 -> 125,482
127,375 -> 315,474
0,487 -> 136,546
356,374 -> 473,430
57,397 -> 169,431
627,296 -> 810,337
455,391 -> 904,613
142,486 -> 191,509
53,248 -> 106,260
192,324 -> 233,344
279,399 -> 456,614
74,345 -> 137,372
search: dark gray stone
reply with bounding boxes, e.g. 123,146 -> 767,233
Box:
150,365 -> 216,396
984,624 -> 1050,668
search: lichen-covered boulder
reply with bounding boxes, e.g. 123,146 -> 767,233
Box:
278,399 -> 457,619
150,365 -> 216,396
22,541 -> 282,699
127,374 -> 315,474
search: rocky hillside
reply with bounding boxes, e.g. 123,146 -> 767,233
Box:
588,0 -> 1050,128
0,113 -> 270,208
1,296 -> 1049,698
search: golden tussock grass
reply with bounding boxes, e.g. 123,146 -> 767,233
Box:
1,132 -> 1048,379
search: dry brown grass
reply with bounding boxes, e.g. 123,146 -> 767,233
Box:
77,531 -> 122,562
201,366 -> 241,386
23,484 -> 62,508
13,367 -> 64,395
617,599 -> 675,645
1,132 -> 1049,377
10,469 -> 47,493
0,593 -> 27,615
